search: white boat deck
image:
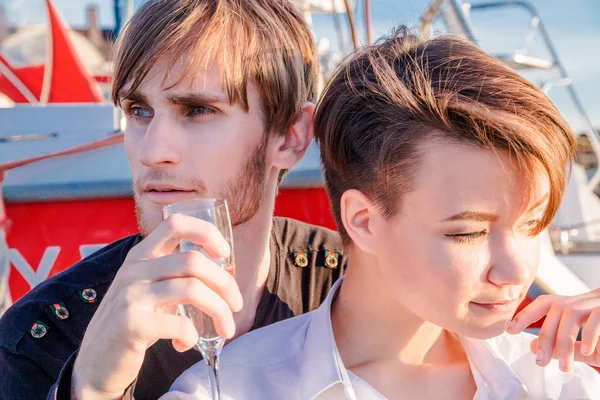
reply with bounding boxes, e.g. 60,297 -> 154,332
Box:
0,104 -> 324,202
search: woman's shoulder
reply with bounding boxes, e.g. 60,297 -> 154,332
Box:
222,311 -> 313,367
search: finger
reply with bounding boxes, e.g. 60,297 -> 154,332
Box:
132,311 -> 199,351
534,302 -> 565,367
144,278 -> 237,338
508,295 -> 557,334
581,309 -> 600,356
530,338 -> 600,368
129,214 -> 231,260
158,304 -> 178,315
530,337 -> 538,354
555,305 -> 584,372
133,251 -> 242,311
574,342 -> 600,367
172,338 -> 197,353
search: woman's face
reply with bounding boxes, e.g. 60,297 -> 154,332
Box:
371,140 -> 550,339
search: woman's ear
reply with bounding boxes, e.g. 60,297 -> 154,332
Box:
340,189 -> 378,254
271,102 -> 315,170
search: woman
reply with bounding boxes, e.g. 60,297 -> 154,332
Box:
164,28 -> 600,399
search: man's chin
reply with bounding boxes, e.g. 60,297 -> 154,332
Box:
138,220 -> 160,239
135,201 -> 162,238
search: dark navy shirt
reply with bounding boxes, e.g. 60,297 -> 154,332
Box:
0,218 -> 346,399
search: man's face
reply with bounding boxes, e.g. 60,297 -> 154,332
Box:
370,141 -> 549,339
120,59 -> 271,236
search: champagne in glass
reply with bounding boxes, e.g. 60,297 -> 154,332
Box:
163,198 -> 235,400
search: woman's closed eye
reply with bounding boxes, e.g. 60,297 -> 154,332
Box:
445,218 -> 543,244
445,229 -> 488,244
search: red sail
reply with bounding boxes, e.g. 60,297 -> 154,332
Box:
41,0 -> 103,103
0,54 -> 43,103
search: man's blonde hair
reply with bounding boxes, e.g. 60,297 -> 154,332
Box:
112,0 -> 319,135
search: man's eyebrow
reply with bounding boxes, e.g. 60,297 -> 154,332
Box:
118,90 -> 148,105
442,212 -> 499,222
167,92 -> 230,106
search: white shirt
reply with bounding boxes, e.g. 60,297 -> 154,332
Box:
162,277 -> 600,400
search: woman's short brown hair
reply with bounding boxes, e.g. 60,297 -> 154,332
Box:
314,27 -> 576,244
112,0 -> 318,135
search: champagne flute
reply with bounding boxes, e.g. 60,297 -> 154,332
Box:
162,198 -> 235,400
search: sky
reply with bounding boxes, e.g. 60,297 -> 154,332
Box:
2,0 -> 599,132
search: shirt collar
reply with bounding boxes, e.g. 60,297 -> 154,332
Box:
300,276 -> 356,400
298,276 -> 528,400
458,336 -> 528,399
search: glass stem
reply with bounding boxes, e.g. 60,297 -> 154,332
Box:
197,337 -> 225,400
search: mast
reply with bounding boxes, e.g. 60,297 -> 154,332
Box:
113,0 -> 122,37
343,0 -> 358,50
365,0 -> 372,45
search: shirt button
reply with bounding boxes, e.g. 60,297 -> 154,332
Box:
30,321 -> 49,339
49,302 -> 69,320
293,251 -> 309,267
79,288 -> 97,303
324,250 -> 340,269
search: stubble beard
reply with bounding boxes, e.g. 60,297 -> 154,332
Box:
134,135 -> 269,238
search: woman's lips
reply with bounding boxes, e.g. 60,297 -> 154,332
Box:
470,299 -> 519,313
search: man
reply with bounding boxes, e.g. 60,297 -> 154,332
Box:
0,1 -> 345,399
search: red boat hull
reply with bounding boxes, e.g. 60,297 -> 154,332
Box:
5,188 -> 335,302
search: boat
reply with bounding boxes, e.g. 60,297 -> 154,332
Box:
0,0 -> 598,322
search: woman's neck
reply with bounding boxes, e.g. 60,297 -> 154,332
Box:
331,249 -> 475,397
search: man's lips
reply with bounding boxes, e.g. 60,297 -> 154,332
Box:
144,190 -> 199,204
142,183 -> 198,204
143,183 -> 192,192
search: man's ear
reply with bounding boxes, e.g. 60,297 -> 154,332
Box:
340,189 -> 378,254
271,102 -> 315,170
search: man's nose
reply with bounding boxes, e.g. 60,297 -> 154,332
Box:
137,115 -> 182,167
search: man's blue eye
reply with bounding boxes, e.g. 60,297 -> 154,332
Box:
187,106 -> 215,117
131,107 -> 152,118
